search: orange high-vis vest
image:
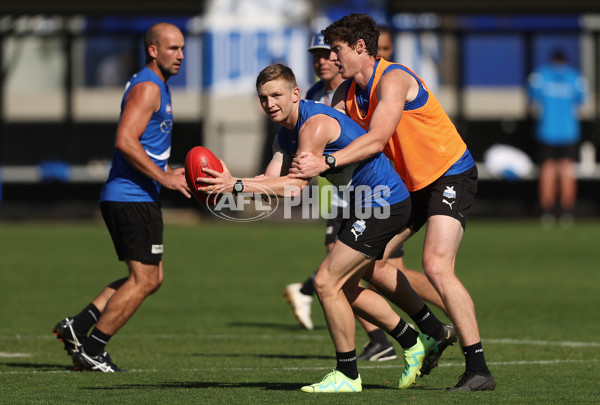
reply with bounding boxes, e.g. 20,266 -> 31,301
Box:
346,59 -> 466,192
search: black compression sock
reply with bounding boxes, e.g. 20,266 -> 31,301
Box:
389,320 -> 419,349
336,349 -> 359,380
83,327 -> 112,357
411,304 -> 444,340
367,328 -> 391,345
462,342 -> 491,374
72,303 -> 101,336
299,274 -> 316,296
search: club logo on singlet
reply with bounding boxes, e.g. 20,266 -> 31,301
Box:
166,103 -> 172,114
160,119 -> 173,133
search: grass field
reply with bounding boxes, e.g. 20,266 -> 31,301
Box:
1,218 -> 599,404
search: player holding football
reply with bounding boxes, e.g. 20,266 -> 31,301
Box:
283,33 -> 447,364
289,13 -> 495,391
197,64 -> 452,393
52,22 -> 190,372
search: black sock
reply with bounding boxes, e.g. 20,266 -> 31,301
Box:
389,320 -> 419,349
72,303 -> 101,336
411,304 -> 444,341
299,274 -> 316,296
367,328 -> 390,345
336,349 -> 359,380
83,327 -> 112,357
462,342 -> 490,374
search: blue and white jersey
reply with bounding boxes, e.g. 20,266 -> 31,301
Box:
306,80 -> 338,106
277,100 -> 409,208
100,67 -> 173,203
528,63 -> 587,145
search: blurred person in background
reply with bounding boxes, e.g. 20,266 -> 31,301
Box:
528,48 -> 587,228
376,25 -> 394,61
52,22 -> 190,372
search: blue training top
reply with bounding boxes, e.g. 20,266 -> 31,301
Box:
277,99 -> 409,208
100,67 -> 174,203
528,63 -> 587,145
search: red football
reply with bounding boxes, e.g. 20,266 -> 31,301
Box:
185,146 -> 223,204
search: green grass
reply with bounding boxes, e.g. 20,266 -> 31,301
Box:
0,218 -> 599,404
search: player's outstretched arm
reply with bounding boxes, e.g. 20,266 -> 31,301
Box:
198,160 -> 308,197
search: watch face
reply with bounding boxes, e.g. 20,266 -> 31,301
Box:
326,155 -> 335,167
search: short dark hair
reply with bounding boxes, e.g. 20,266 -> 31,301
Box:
322,13 -> 379,57
256,64 -> 298,92
378,25 -> 393,38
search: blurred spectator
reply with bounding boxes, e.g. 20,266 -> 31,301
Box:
377,25 -> 394,61
527,49 -> 587,227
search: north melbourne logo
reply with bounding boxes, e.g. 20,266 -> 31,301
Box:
442,186 -> 456,210
443,186 -> 456,199
350,219 -> 367,241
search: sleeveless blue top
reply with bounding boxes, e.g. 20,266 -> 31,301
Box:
277,100 -> 409,207
100,67 -> 173,203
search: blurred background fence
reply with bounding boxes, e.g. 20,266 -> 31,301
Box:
1,0 -> 600,219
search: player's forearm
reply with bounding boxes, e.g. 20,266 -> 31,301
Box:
235,176 -> 308,197
330,132 -> 388,167
116,137 -> 167,184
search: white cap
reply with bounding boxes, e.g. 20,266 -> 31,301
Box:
308,34 -> 329,52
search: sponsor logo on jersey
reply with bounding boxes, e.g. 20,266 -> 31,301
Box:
166,103 -> 172,114
151,244 -> 163,254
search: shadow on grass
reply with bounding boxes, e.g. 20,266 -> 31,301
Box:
227,322 -> 328,331
189,352 -> 333,360
82,381 -> 393,391
2,362 -> 73,371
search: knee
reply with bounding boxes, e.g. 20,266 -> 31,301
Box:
422,257 -> 452,288
147,276 -> 163,295
134,270 -> 163,296
313,269 -> 336,300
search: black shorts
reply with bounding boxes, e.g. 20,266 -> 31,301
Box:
324,208 -> 345,245
337,199 -> 411,260
407,165 -> 477,232
537,143 -> 579,163
100,201 -> 164,264
388,244 -> 404,259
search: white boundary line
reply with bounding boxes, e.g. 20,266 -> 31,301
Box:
0,352 -> 32,358
0,359 -> 597,375
3,334 -> 600,347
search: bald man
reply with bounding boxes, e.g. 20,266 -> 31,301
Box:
53,22 -> 190,372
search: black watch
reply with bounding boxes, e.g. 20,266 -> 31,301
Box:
232,179 -> 244,196
324,154 -> 336,169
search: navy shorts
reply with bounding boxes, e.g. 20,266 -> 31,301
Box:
337,199 -> 411,260
100,201 -> 164,264
537,143 -> 579,163
407,165 -> 477,232
324,208 -> 345,245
